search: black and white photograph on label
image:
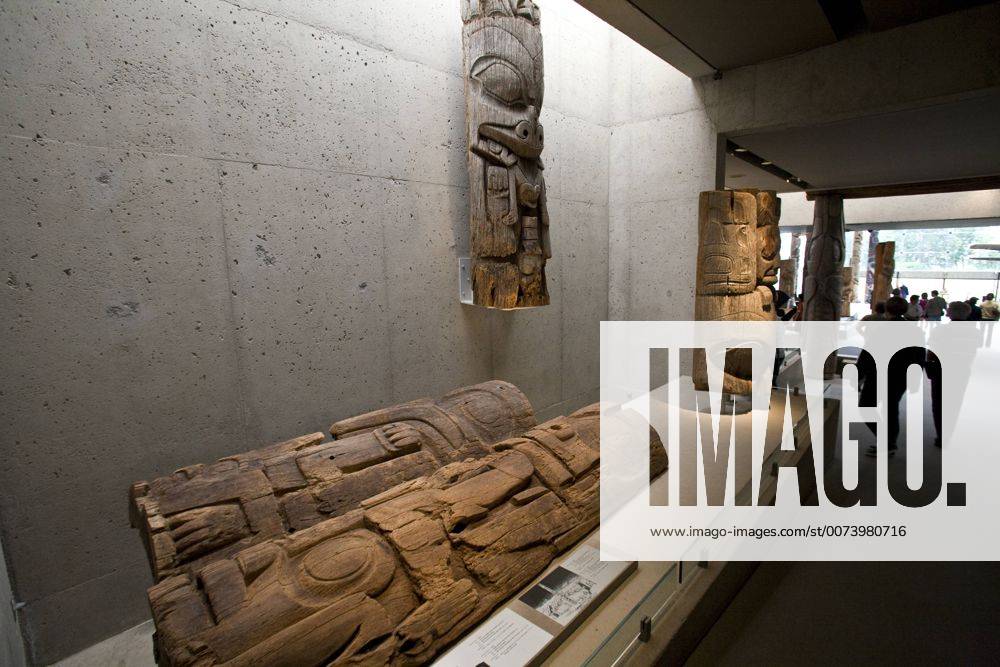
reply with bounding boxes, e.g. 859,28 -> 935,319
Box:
519,566 -> 596,624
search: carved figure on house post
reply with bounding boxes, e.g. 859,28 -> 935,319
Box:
693,189 -> 781,394
130,381 -> 536,581
462,0 -> 550,308
143,404 -> 667,666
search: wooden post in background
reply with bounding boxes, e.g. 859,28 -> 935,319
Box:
778,259 -> 795,295
870,241 -> 896,311
802,195 -> 846,321
865,230 -> 879,305
849,231 -> 864,308
693,190 -> 780,394
841,266 -> 854,317
789,232 -> 803,297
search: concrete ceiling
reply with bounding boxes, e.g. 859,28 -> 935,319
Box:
725,154 -> 800,193
588,0 -> 998,73
727,91 -> 1000,191
628,0 -> 836,71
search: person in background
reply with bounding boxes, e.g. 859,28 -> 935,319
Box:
967,296 -> 983,321
905,294 -> 923,321
924,290 -> 947,321
861,302 -> 887,321
775,290 -> 797,321
891,288 -> 901,298
981,293 -> 999,321
900,284 -> 909,299
948,301 -> 972,321
919,292 -> 929,313
862,296 -> 920,458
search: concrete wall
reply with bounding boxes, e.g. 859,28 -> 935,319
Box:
696,3 -> 1000,135
0,0 -> 703,662
608,31 -> 717,321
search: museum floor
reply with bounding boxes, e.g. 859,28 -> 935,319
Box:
689,379 -> 1000,665
55,379 -> 998,667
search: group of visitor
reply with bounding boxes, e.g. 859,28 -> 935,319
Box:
863,288 -> 998,322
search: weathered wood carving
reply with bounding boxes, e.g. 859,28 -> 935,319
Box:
130,382 -> 536,581
143,403 -> 667,666
841,266 -> 854,317
694,189 -> 781,394
802,194 -> 845,321
870,240 -> 896,310
849,231 -> 864,306
461,0 -> 550,308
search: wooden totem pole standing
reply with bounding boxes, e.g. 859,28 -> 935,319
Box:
777,259 -> 796,295
693,190 -> 780,394
865,230 -> 880,304
802,195 -> 846,321
462,0 -> 550,308
849,231 -> 864,305
841,266 -> 855,317
870,241 -> 896,310
789,231 -> 804,295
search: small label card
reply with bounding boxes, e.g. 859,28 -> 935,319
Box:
434,608 -> 553,667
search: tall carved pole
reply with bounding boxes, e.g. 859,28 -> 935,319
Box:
871,241 -> 896,311
802,195 -> 845,321
849,231 -> 864,305
841,266 -> 855,317
778,259 -> 795,295
789,231 -> 803,296
865,229 -> 879,304
462,0 -> 550,308
693,190 -> 780,394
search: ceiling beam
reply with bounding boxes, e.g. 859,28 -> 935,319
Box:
573,0 -> 715,77
805,175 -> 1000,200
779,217 -> 1000,235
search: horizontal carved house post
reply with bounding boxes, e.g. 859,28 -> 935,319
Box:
130,381 -> 536,581
140,402 -> 667,666
462,0 -> 550,308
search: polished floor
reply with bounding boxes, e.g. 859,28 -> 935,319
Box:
687,376 -> 1000,665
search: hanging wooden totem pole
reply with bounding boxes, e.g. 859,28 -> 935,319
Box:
462,0 -> 550,308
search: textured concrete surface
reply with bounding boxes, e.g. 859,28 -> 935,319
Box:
53,622 -> 153,667
0,0 -> 704,662
608,32 -> 717,322
697,3 -> 1000,135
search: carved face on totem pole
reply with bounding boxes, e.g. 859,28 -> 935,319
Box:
693,190 -> 781,394
462,0 -> 550,308
754,190 -> 781,288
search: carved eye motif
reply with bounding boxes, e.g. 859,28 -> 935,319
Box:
472,59 -> 526,105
